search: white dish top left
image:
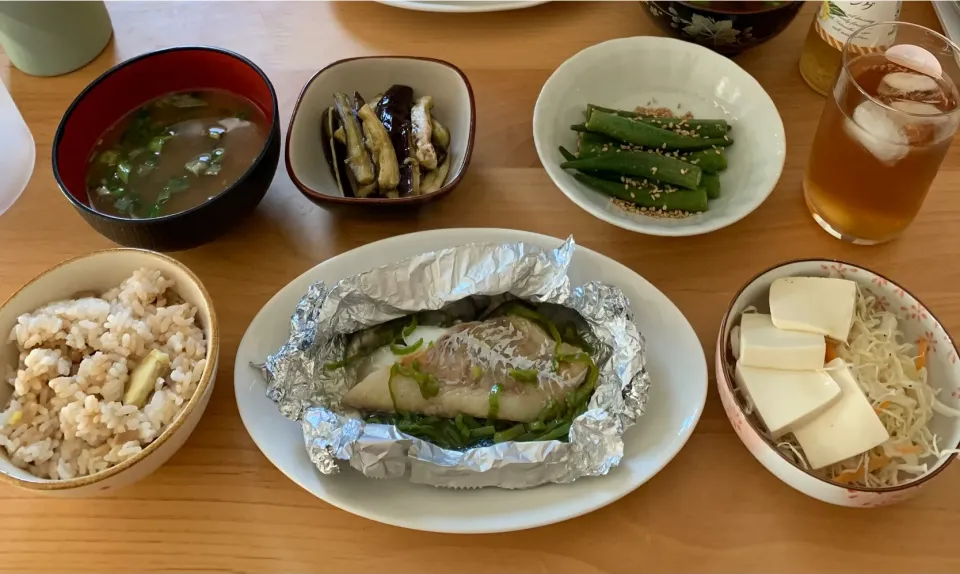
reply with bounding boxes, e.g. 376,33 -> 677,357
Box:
0,81 -> 35,217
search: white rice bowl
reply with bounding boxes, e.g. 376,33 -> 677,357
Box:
0,268 -> 207,480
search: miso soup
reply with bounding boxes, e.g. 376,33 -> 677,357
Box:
86,89 -> 268,219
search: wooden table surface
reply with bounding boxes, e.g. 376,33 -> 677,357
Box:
2,1 -> 960,572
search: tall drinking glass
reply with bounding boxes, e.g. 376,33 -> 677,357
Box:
804,22 -> 960,244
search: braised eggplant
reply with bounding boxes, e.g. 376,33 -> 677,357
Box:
333,92 -> 375,189
321,85 -> 452,200
376,85 -> 417,197
321,107 -> 353,197
354,93 -> 400,194
411,96 -> 438,170
431,117 -> 451,150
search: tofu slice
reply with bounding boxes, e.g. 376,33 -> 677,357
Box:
735,362 -> 842,438
791,358 -> 890,470
769,277 -> 857,341
739,313 -> 826,371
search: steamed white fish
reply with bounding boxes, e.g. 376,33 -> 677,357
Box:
342,315 -> 590,422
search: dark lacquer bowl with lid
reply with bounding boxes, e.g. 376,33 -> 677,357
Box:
644,1 -> 804,56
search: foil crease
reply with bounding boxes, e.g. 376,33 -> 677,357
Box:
263,237 -> 651,489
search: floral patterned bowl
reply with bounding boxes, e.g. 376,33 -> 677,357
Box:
716,259 -> 960,507
644,1 -> 804,56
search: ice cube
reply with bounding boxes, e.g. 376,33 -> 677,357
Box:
845,100 -> 909,164
888,100 -> 943,115
888,100 -> 957,145
886,44 -> 942,78
879,72 -> 941,96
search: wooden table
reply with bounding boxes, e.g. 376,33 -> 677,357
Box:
2,2 -> 959,572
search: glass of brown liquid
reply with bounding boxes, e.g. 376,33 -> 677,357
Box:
805,22 -> 960,244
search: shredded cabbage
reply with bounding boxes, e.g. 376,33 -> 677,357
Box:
740,286 -> 958,488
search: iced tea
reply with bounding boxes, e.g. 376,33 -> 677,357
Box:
804,22 -> 960,244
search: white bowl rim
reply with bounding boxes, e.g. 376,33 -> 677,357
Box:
0,248 -> 219,490
533,35 -> 786,237
718,257 -> 960,492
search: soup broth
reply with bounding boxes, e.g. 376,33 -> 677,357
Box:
86,89 -> 268,219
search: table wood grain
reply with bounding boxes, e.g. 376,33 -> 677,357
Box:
2,1 -> 960,572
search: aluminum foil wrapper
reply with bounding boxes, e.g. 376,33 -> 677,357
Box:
261,237 -> 650,489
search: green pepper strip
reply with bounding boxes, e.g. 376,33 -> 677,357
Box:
536,398 -> 560,422
494,423 -> 527,443
454,414 -> 471,440
469,425 -> 496,438
387,363 -> 400,411
402,316 -> 418,338
508,368 -> 539,384
488,383 -> 502,420
538,422 -> 572,442
558,351 -> 600,412
396,360 -> 439,399
526,421 -> 546,432
390,338 -> 423,356
324,353 -> 364,371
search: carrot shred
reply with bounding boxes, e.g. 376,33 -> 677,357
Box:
916,338 -> 928,371
896,444 -> 923,455
825,343 -> 839,363
874,400 -> 891,414
832,454 -> 890,484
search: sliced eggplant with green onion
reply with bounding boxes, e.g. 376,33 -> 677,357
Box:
431,117 -> 450,151
420,154 -> 451,195
376,85 -> 418,197
357,101 -> 399,192
320,106 -> 353,197
411,96 -> 438,170
333,92 -> 375,187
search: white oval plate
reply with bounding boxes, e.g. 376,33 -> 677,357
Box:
234,228 -> 707,533
375,0 -> 549,12
533,36 -> 785,237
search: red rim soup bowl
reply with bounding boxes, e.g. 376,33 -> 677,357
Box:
52,46 -> 281,252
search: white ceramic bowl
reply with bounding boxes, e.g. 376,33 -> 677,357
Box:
533,36 -> 785,237
0,249 -> 219,496
286,56 -> 476,208
717,260 -> 960,507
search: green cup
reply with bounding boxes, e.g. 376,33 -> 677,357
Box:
0,1 -> 113,77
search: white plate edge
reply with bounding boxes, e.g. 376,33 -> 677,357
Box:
233,228 -> 708,533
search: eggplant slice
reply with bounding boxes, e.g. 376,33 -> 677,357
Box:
320,107 -> 354,198
411,96 -> 438,171
333,92 -> 376,190
321,85 -> 452,199
356,92 -> 400,194
377,85 -> 419,197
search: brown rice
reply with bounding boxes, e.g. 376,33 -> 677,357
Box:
0,268 -> 206,479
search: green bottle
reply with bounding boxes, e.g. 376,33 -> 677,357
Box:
0,1 -> 113,77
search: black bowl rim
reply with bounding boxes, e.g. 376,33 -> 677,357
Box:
668,0 -> 804,16
51,45 -> 280,224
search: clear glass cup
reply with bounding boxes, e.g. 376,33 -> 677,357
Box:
804,22 -> 960,244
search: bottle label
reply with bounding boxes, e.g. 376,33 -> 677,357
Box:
815,1 -> 901,51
